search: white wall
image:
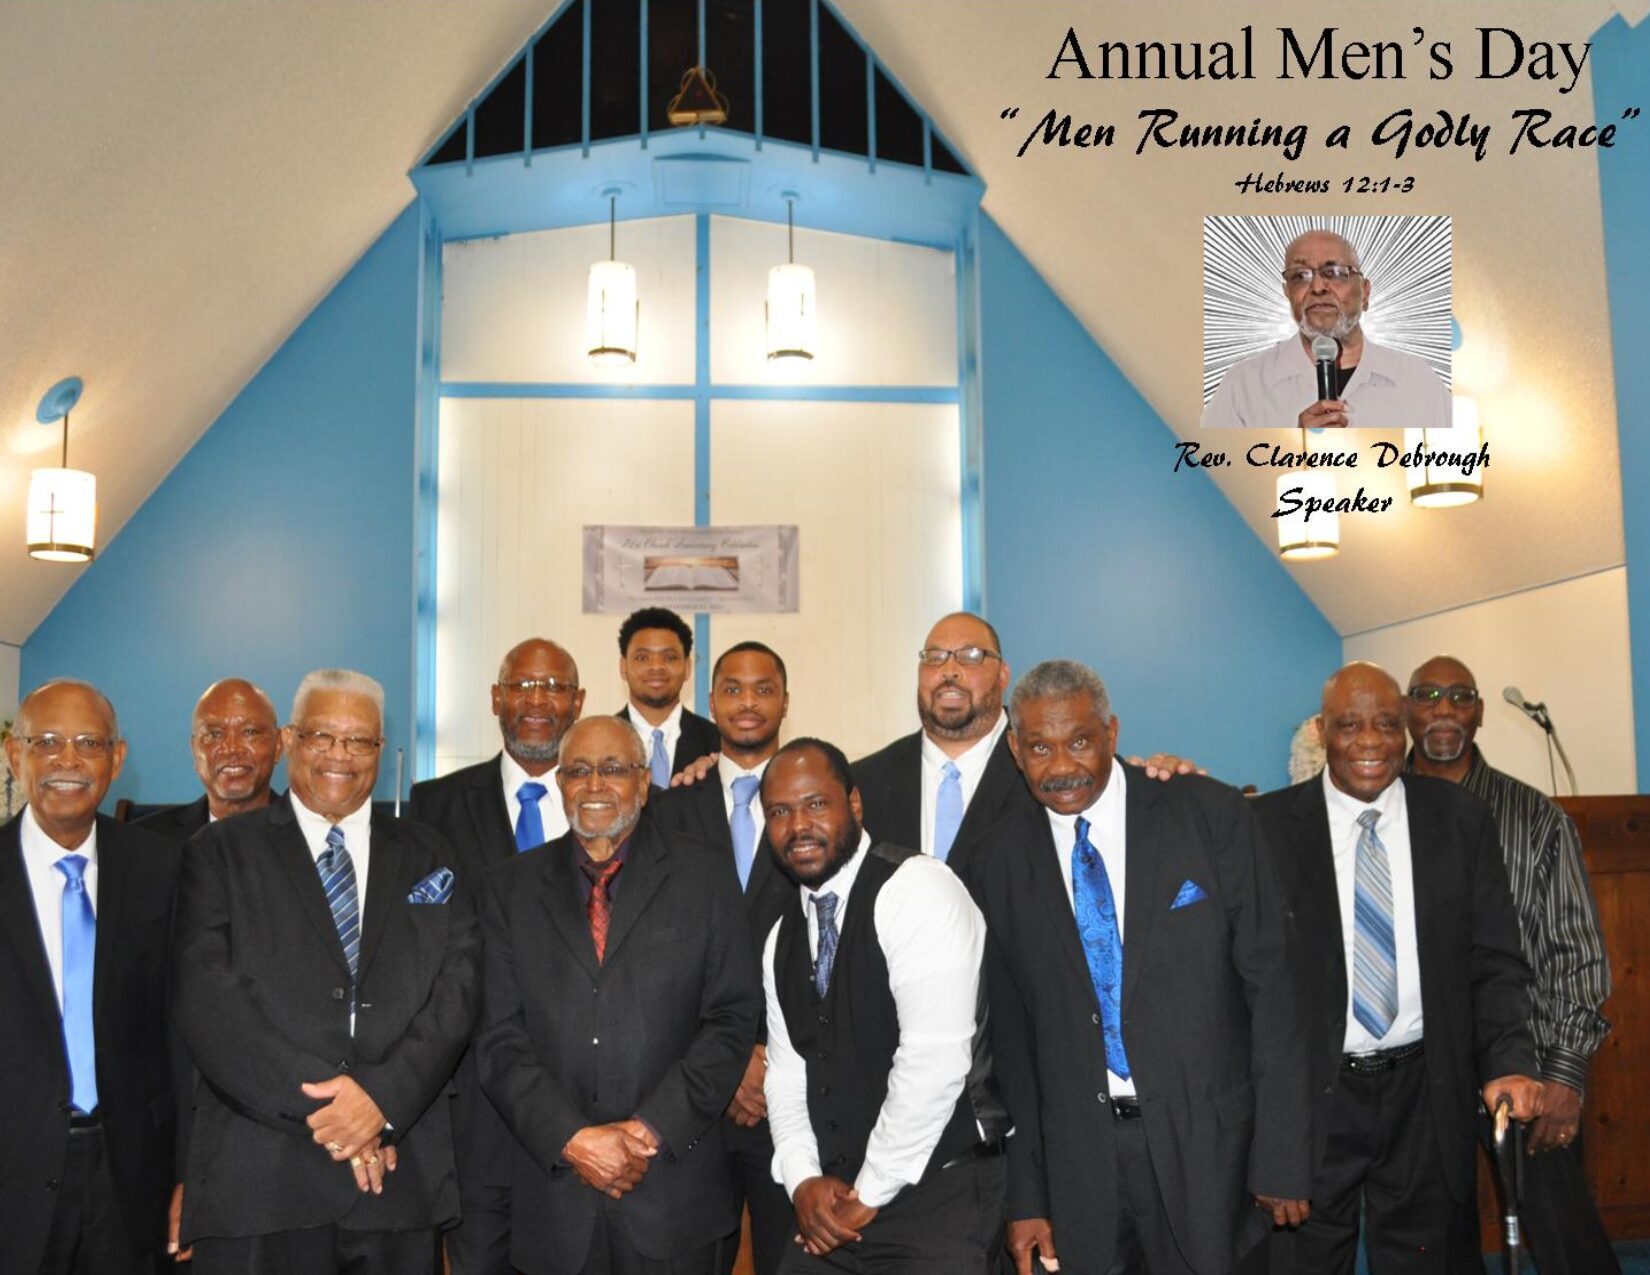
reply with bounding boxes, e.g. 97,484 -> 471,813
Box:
0,644 -> 18,724
1343,568 -> 1635,796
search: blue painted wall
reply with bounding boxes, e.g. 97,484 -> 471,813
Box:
977,214 -> 1340,789
1593,15 -> 1650,792
21,203 -> 424,806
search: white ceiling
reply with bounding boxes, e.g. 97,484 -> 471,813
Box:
0,1 -> 1640,645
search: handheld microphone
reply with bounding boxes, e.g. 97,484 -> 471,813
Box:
1312,335 -> 1340,402
1503,685 -> 1546,722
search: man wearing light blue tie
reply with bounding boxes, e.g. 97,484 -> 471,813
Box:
0,679 -> 180,1274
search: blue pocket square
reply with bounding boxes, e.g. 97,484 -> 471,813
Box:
408,868 -> 454,904
1170,879 -> 1208,910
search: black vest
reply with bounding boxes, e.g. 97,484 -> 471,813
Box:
775,841 -> 1008,1192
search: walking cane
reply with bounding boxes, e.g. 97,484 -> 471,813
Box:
1492,1096 -> 1524,1275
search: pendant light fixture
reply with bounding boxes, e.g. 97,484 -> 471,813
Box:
1276,423 -> 1339,561
587,189 -> 638,365
1406,395 -> 1485,508
27,376 -> 98,563
766,194 -> 816,362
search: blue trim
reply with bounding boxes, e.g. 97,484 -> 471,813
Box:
693,213 -> 713,717
413,205 -> 444,782
524,40 -> 534,166
640,0 -> 650,149
866,51 -> 876,173
753,0 -> 763,149
440,382 -> 960,404
580,0 -> 591,158
809,0 -> 820,163
957,210 -> 985,614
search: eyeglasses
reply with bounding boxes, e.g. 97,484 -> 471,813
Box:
1407,684 -> 1481,708
16,733 -> 116,757
1283,264 -> 1362,288
196,725 -> 274,745
917,646 -> 1002,668
497,678 -> 579,697
560,762 -> 647,782
291,728 -> 383,756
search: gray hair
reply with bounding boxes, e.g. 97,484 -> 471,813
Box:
19,678 -> 121,740
1008,660 -> 1113,731
291,669 -> 386,725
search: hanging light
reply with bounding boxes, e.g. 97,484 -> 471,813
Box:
27,377 -> 97,563
766,195 -> 816,362
587,191 -> 638,365
1406,395 -> 1485,508
1276,421 -> 1339,560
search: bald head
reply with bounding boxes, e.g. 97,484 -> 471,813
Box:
560,715 -> 646,768
191,678 -> 282,817
1285,229 -> 1360,273
1318,662 -> 1405,802
1405,655 -> 1484,773
493,638 -> 585,772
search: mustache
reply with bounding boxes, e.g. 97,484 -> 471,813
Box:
1038,773 -> 1095,795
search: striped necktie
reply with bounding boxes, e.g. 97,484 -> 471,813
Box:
318,825 -> 361,980
1352,808 -> 1398,1038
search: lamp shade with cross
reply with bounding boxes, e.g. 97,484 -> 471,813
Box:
1405,395 -> 1485,508
587,189 -> 638,366
766,194 -> 816,362
27,376 -> 98,563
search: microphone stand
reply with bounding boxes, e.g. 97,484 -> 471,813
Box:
1524,702 -> 1578,797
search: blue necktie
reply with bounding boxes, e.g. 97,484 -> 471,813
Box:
1352,809 -> 1398,1039
649,728 -> 671,789
1072,816 -> 1130,1079
730,774 -> 761,890
933,762 -> 963,862
54,854 -> 98,1113
318,826 -> 361,980
515,781 -> 547,851
812,892 -> 840,999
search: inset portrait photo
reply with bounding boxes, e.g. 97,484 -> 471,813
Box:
1200,215 -> 1452,430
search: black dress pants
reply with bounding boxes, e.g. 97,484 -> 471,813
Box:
39,1126 -> 151,1275
724,1118 -> 794,1275
189,1225 -> 441,1274
446,1179 -> 514,1275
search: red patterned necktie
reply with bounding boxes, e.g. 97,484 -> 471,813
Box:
582,858 -> 625,963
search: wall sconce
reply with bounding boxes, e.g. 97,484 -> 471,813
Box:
766,194 -> 816,362
1406,395 -> 1484,508
27,376 -> 98,563
587,190 -> 638,365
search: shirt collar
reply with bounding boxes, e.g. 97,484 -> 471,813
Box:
631,700 -> 684,736
1262,330 -> 1400,389
800,829 -> 872,915
1320,766 -> 1405,824
290,791 -> 372,860
718,752 -> 770,793
500,748 -> 557,798
575,834 -> 633,875
20,804 -> 98,870
1043,759 -> 1127,837
920,710 -> 1008,776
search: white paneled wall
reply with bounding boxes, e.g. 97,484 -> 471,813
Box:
434,397 -> 695,774
442,216 -> 698,385
709,216 -> 958,386
708,401 -> 963,761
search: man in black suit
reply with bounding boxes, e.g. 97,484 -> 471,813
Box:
173,668 -> 480,1273
136,677 -> 284,842
408,636 -> 586,1275
648,641 -> 796,1275
966,660 -> 1311,1275
1,679 -> 180,1274
1252,661 -> 1542,1274
476,715 -> 760,1274
615,607 -> 720,787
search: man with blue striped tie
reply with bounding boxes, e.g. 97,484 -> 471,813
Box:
1254,662 -> 1543,1275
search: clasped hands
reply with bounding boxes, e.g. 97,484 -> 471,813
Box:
791,1176 -> 878,1258
563,1120 -> 659,1199
725,1044 -> 768,1128
304,1074 -> 397,1194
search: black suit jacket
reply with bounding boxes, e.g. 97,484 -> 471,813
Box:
964,768 -> 1312,1275
617,704 -> 722,776
852,727 -> 1036,878
172,795 -> 480,1241
134,796 -> 211,844
406,753 -> 521,1191
476,814 -> 760,1270
1252,774 -> 1537,1202
0,815 -> 181,1269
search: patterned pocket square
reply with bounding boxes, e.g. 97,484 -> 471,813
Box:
1170,879 -> 1208,910
408,868 -> 454,904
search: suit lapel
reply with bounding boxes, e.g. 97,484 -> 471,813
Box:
1401,778 -> 1443,1006
355,812 -> 402,980
270,800 -> 353,978
953,732 -> 1021,855
691,778 -> 733,853
1023,811 -> 1094,997
538,836 -> 601,981
1120,769 -> 1165,1010
885,735 -> 925,851
1292,780 -> 1347,993
0,818 -> 61,1035
91,817 -> 125,1024
466,756 -> 516,860
602,820 -> 668,965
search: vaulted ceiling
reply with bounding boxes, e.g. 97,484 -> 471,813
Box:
0,0 -> 1638,644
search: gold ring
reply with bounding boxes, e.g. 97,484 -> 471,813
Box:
327,1141 -> 344,1154
349,1156 -> 363,1168
366,1154 -> 380,1165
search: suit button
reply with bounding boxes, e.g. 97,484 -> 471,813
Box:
332,988 -> 346,1001
1323,1084 -> 1334,1095
339,1061 -> 351,1072
592,1037 -> 599,1045
45,1179 -> 60,1191
815,1052 -> 826,1061
1091,1013 -> 1100,1025
826,1120 -> 839,1131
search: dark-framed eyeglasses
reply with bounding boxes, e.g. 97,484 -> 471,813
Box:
16,733 -> 117,758
1407,684 -> 1480,708
291,727 -> 383,757
917,646 -> 1002,668
497,677 -> 579,697
1282,264 -> 1362,287
560,761 -> 647,782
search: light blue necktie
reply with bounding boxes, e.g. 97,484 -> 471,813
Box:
1072,816 -> 1130,1079
1352,809 -> 1398,1039
318,826 -> 361,980
730,774 -> 761,890
649,728 -> 671,789
54,854 -> 98,1113
933,761 -> 963,862
515,781 -> 547,851
812,892 -> 840,999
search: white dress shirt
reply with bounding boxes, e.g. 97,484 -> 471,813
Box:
19,804 -> 99,1010
763,831 -> 987,1208
1043,763 -> 1135,1097
718,754 -> 770,823
918,711 -> 1008,858
628,700 -> 684,770
291,794 -> 374,1034
1199,333 -> 1453,431
1322,770 -> 1424,1052
500,751 -> 568,844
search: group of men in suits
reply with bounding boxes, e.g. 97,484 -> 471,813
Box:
0,603 -> 1612,1275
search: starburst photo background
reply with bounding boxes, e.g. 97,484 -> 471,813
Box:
1201,214 -> 1452,407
